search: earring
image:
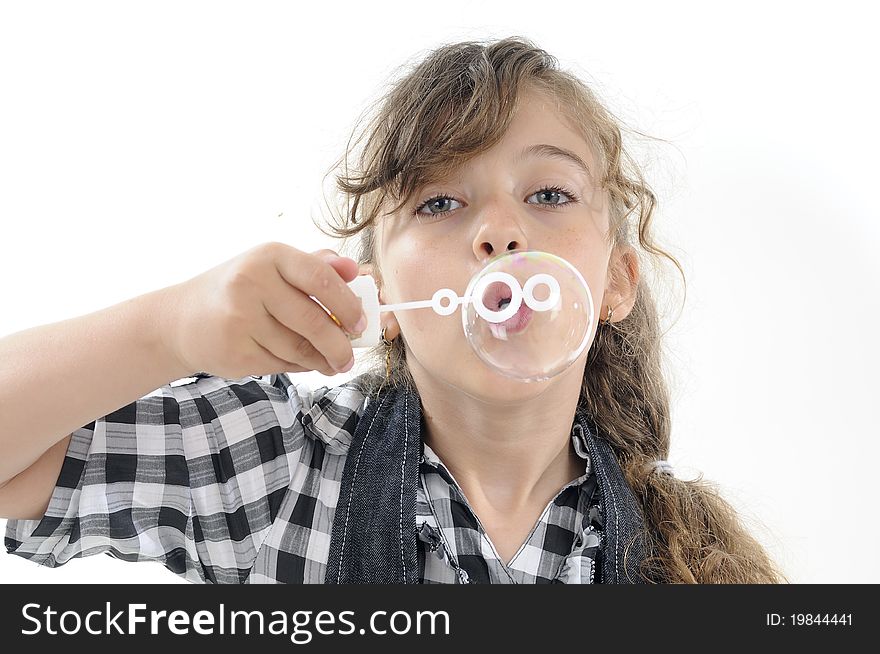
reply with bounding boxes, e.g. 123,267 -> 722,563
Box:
381,327 -> 393,382
603,304 -> 615,325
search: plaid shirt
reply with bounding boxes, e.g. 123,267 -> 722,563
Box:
5,372 -> 604,583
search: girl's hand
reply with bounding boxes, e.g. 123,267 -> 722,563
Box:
159,242 -> 366,379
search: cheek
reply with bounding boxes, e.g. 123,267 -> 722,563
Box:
396,286 -> 462,336
386,262 -> 464,344
555,249 -> 608,316
575,256 -> 607,297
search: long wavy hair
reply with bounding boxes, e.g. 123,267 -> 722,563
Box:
315,36 -> 788,584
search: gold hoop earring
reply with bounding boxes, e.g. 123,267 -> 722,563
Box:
381,327 -> 393,382
603,304 -> 614,325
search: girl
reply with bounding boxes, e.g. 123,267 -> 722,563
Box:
0,36 -> 787,583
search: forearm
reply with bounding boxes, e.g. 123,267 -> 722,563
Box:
0,286 -> 191,485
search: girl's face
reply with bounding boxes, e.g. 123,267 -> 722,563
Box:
374,89 -> 616,404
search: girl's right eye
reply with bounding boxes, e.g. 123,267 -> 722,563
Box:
413,195 -> 462,217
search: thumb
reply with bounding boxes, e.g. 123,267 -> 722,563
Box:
310,249 -> 359,282
311,249 -> 340,262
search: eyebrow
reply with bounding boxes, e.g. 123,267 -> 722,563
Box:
516,143 -> 593,179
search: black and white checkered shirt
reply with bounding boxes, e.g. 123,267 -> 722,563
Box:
5,372 -> 603,583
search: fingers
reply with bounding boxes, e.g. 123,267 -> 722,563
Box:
312,250 -> 360,284
258,294 -> 355,374
275,248 -> 366,335
247,336 -> 318,376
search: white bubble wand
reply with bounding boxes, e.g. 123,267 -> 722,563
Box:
327,250 -> 596,381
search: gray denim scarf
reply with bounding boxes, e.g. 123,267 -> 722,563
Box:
325,378 -> 648,584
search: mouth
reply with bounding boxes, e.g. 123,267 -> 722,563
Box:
485,281 -> 512,311
484,281 -> 533,335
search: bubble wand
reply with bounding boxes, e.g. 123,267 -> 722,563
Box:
329,250 -> 595,381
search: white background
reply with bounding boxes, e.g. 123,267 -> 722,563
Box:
1,0 -> 877,584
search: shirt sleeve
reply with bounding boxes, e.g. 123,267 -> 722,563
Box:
4,372 -> 315,583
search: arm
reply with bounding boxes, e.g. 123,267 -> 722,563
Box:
4,373 -> 316,582
0,286 -> 190,492
0,435 -> 70,520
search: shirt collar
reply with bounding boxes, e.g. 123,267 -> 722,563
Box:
296,378 -> 369,456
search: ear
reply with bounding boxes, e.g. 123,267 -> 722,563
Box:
357,262 -> 402,340
601,245 -> 640,322
357,262 -> 382,298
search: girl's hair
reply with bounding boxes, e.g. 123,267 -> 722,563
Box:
316,36 -> 788,584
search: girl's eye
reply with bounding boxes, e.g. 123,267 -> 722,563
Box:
526,185 -> 579,208
414,195 -> 462,217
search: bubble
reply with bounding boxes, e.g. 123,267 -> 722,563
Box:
461,250 -> 595,382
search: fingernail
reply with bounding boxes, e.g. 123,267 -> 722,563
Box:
335,356 -> 355,373
351,314 -> 367,335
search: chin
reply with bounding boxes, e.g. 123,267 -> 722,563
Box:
453,361 -> 558,405
409,340 -> 569,405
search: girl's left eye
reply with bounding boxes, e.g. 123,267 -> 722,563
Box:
413,185 -> 580,218
526,185 -> 579,208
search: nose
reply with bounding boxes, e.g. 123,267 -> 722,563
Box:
471,197 -> 529,262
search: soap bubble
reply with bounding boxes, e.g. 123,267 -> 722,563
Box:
461,250 -> 595,382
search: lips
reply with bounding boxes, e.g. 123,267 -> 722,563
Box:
483,281 -> 533,335
499,303 -> 533,333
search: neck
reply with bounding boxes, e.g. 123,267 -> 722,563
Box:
411,359 -> 588,514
